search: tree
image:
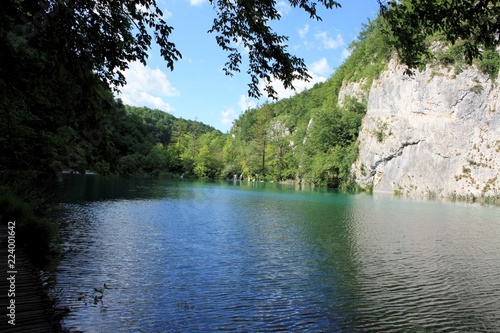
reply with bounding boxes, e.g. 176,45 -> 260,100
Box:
267,119 -> 294,181
209,0 -> 341,98
1,2 -> 126,177
379,0 -> 500,73
252,103 -> 274,175
192,132 -> 225,178
3,0 -> 180,90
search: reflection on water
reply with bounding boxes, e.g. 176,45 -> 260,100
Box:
52,175 -> 500,332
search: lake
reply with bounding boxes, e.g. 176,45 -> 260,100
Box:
51,175 -> 500,332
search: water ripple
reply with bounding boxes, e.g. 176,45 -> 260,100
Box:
50,180 -> 500,332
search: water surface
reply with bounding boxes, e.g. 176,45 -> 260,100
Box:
52,175 -> 500,332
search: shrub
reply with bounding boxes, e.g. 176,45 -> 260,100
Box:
477,48 -> 500,80
0,187 -> 59,260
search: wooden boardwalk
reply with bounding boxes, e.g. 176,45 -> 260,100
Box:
0,224 -> 61,332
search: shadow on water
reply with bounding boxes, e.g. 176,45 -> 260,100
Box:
57,174 -> 185,202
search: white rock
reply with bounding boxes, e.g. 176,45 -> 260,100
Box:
352,59 -> 500,198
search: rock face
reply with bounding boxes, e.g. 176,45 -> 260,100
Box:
338,79 -> 367,107
352,59 -> 500,198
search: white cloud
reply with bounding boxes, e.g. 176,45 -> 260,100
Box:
315,31 -> 344,49
219,95 -> 257,129
162,8 -> 173,20
188,0 -> 205,6
136,3 -> 171,21
310,58 -> 333,77
134,92 -> 175,112
276,1 -> 291,16
259,72 -> 327,100
157,0 -> 173,16
238,94 -> 257,111
298,24 -> 309,39
221,107 -> 237,125
117,61 -> 179,112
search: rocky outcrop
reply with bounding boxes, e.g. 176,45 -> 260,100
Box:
352,59 -> 500,198
338,78 -> 367,107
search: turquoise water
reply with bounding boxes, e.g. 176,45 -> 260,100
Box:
52,175 -> 500,332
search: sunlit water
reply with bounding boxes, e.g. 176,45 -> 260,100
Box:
51,175 -> 500,332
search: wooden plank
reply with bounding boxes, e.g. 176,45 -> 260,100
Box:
0,224 -> 61,332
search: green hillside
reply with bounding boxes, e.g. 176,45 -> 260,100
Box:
224,20 -> 391,188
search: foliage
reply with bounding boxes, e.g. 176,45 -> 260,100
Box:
307,103 -> 366,153
316,19 -> 391,108
0,25 -> 116,176
0,9 -> 428,197
225,68 -> 369,186
372,120 -> 389,143
3,0 -> 179,91
0,187 -> 59,260
380,0 -> 500,74
4,2 -> 497,193
477,48 -> 500,80
5,0 -> 500,257
302,143 -> 358,188
0,0 -> 349,193
98,106 -> 224,177
125,106 -> 216,145
433,40 -> 500,79
342,19 -> 392,86
209,0 -> 341,98
10,0 -> 498,97
299,99 -> 365,187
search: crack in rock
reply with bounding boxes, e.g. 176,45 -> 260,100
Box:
369,140 -> 422,177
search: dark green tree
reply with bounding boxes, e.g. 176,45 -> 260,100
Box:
379,0 -> 500,73
209,0 -> 341,98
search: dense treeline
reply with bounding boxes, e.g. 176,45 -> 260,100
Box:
87,95 -> 365,187
105,104 -> 221,177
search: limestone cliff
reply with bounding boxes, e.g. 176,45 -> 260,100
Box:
351,59 -> 500,198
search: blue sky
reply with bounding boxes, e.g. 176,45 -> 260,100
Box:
117,0 -> 380,132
